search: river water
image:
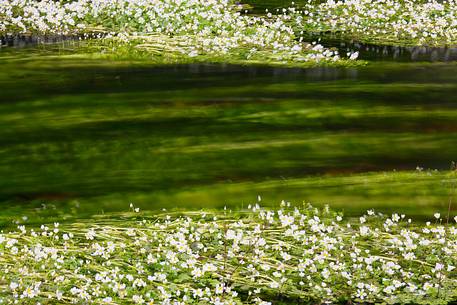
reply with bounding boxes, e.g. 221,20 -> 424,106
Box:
1,34 -> 457,225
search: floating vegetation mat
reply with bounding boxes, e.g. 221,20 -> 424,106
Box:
2,0 -> 456,63
0,0 -> 358,66
299,0 -> 457,47
1,203 -> 457,304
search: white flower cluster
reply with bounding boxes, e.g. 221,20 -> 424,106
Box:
1,204 -> 457,304
299,0 -> 457,46
0,0 -> 356,63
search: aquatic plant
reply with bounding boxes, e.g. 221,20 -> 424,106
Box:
0,0 -> 357,65
297,0 -> 457,47
1,202 -> 457,304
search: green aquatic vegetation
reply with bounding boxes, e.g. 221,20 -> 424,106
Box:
0,0 -> 359,66
1,54 -> 457,224
1,203 -> 457,304
1,170 -> 455,228
80,37 -> 362,68
296,0 -> 457,47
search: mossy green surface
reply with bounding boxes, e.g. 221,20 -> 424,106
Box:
1,47 -> 457,226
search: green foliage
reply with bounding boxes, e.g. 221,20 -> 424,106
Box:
296,0 -> 457,47
1,204 -> 457,304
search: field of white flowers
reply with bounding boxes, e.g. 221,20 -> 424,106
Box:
2,0 -> 456,65
1,0 -> 357,65
299,0 -> 457,47
1,203 -> 457,304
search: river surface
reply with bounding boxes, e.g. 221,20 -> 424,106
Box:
1,29 -> 457,225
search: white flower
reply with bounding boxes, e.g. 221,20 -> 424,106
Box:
85,229 -> 96,240
423,282 -> 434,290
359,226 -> 369,236
56,290 -> 63,300
383,285 -> 395,294
434,263 -> 444,272
226,229 -> 237,240
202,263 -> 217,272
403,252 -> 415,260
133,295 -> 145,304
215,284 -> 224,294
349,51 -> 359,60
269,281 -> 280,288
70,287 -> 81,295
188,50 -> 199,57
22,285 -> 39,298
279,214 -> 294,227
192,268 -> 203,278
392,214 -> 400,222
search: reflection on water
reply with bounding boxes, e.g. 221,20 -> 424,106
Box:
357,43 -> 457,62
0,35 -> 79,48
1,46 -> 457,224
244,1 -> 457,62
3,33 -> 457,63
307,35 -> 457,62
